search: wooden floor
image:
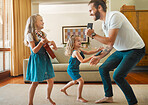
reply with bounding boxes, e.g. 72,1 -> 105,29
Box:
0,70 -> 148,87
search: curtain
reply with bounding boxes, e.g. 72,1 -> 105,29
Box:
11,0 -> 31,76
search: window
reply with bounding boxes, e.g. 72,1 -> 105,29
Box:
0,0 -> 12,72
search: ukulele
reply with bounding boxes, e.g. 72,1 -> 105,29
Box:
35,30 -> 56,59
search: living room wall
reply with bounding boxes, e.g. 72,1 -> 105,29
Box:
38,4 -> 104,49
110,0 -> 148,11
31,0 -> 148,49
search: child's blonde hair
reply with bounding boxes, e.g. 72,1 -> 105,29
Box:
65,35 -> 79,56
24,14 -> 44,46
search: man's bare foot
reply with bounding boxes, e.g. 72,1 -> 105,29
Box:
60,89 -> 69,96
77,97 -> 88,103
95,97 -> 113,103
47,97 -> 56,105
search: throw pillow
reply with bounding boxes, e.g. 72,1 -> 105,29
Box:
47,53 -> 59,64
50,57 -> 59,64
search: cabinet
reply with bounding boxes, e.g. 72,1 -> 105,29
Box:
121,10 -> 148,66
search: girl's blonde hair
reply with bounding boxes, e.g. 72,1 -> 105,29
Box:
24,14 -> 43,46
65,35 -> 79,56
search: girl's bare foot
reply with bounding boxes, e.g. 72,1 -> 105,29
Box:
95,97 -> 113,103
47,97 -> 56,105
77,97 -> 88,103
60,89 -> 69,96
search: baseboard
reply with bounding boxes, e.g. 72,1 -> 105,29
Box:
0,71 -> 10,81
132,66 -> 148,71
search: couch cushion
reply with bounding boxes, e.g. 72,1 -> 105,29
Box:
53,48 -> 69,63
79,63 -> 102,71
52,63 -> 68,71
53,47 -> 114,63
52,63 -> 103,72
50,58 -> 59,64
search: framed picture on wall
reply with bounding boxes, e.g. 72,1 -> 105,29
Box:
62,26 -> 89,44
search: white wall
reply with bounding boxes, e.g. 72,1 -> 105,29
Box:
31,0 -> 90,4
110,0 -> 135,11
39,4 -> 104,48
135,0 -> 148,10
110,0 -> 148,11
31,3 -> 39,15
31,0 -> 148,49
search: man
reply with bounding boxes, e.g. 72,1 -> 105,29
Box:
85,0 -> 145,105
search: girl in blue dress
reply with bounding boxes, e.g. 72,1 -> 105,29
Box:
24,14 -> 57,105
60,35 -> 103,103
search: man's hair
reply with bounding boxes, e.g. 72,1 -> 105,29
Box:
89,0 -> 107,12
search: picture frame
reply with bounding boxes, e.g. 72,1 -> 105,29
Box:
62,26 -> 89,44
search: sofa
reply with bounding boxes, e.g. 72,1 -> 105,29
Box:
23,47 -> 114,82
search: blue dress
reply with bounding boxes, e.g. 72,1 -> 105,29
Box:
67,51 -> 85,80
26,41 -> 55,82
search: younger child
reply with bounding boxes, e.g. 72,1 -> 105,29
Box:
24,14 -> 57,105
60,35 -> 103,103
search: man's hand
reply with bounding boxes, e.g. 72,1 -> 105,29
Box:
90,56 -> 101,66
96,47 -> 104,52
85,28 -> 94,38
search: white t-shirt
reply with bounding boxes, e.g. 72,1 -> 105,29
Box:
102,11 -> 145,51
27,32 -> 47,42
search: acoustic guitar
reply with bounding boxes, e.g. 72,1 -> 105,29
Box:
35,30 -> 56,59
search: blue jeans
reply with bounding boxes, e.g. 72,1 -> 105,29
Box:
99,47 -> 145,105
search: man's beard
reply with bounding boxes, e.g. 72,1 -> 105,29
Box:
95,11 -> 100,21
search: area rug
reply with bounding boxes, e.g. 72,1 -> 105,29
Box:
0,84 -> 148,105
